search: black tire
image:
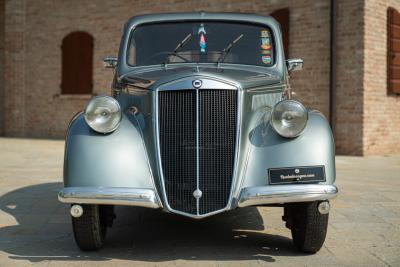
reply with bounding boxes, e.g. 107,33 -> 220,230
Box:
284,201 -> 329,253
72,204 -> 111,251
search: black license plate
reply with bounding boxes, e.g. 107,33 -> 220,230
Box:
268,166 -> 326,184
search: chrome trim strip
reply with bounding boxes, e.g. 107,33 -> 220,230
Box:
237,184 -> 338,207
58,187 -> 161,209
196,88 -> 200,215
158,76 -> 237,91
154,77 -> 242,219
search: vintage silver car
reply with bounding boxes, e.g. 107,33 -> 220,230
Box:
58,12 -> 338,253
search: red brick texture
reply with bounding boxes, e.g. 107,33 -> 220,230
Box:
363,0 -> 400,155
334,0 -> 365,155
0,0 -> 399,155
3,0 -> 26,136
1,0 -> 331,139
0,0 -> 4,135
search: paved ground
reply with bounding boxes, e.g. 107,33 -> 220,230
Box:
0,138 -> 399,267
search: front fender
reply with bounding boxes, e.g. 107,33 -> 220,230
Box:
238,110 -> 335,190
63,113 -> 155,189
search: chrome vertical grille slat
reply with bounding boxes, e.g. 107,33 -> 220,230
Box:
158,89 -> 237,215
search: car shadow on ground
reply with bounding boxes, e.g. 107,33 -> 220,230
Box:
0,182 -> 307,263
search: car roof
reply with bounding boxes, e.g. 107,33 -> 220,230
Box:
124,11 -> 280,32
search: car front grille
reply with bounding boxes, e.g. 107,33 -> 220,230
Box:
158,89 -> 237,215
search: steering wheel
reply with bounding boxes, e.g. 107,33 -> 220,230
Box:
142,51 -> 191,65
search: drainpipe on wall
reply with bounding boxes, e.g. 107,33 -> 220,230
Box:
329,0 -> 337,137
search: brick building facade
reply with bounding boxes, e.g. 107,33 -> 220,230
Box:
0,0 -> 399,155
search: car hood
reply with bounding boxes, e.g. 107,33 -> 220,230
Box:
119,64 -> 283,91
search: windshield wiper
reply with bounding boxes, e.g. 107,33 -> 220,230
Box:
163,33 -> 192,65
217,34 -> 244,65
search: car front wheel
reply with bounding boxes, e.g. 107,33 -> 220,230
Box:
283,201 -> 329,253
71,204 -> 114,251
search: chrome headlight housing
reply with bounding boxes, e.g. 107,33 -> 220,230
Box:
84,96 -> 122,133
271,100 -> 308,138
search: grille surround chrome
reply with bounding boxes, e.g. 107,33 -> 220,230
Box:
154,77 -> 241,219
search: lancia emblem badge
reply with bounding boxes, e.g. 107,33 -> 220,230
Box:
192,79 -> 202,88
193,189 -> 202,199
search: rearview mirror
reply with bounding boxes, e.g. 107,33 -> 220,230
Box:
286,58 -> 303,73
103,56 -> 118,69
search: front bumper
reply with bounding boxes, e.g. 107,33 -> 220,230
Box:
58,187 -> 162,209
237,184 -> 338,207
58,184 -> 337,211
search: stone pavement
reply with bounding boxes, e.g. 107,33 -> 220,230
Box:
0,137 -> 399,267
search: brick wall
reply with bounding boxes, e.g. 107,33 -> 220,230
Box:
2,0 -> 399,155
2,0 -> 331,138
334,0 -> 365,155
363,0 -> 400,155
0,0 -> 4,135
3,0 -> 26,137
334,0 -> 400,155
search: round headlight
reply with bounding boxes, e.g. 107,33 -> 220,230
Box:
271,100 -> 308,138
84,96 -> 122,133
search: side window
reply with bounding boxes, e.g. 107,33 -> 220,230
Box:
270,8 -> 290,58
61,31 -> 93,94
388,7 -> 400,94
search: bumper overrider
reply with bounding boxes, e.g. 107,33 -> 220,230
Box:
58,184 -> 338,210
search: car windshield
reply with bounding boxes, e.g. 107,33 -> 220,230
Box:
127,21 -> 274,67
